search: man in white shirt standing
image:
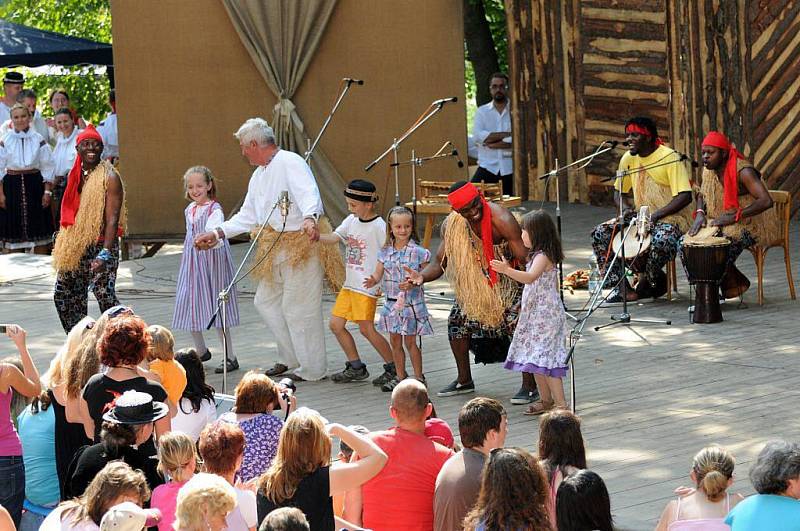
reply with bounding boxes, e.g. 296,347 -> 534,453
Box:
195,118 -> 327,381
0,72 -> 24,124
98,89 -> 119,162
471,73 -> 513,195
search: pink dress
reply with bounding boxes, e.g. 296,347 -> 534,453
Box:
668,494 -> 731,530
150,479 -> 188,531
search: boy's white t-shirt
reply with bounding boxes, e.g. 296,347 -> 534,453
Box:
334,214 -> 386,297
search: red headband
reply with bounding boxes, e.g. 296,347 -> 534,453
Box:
702,131 -> 743,211
447,182 -> 480,209
60,125 -> 115,231
625,123 -> 664,146
76,124 -> 103,146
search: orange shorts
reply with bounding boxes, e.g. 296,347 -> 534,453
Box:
331,288 -> 378,322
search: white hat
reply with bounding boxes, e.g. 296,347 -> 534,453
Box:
100,502 -> 148,531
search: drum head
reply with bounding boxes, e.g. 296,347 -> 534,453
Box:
612,230 -> 651,257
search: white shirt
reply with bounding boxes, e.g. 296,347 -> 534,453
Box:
217,149 -> 324,237
2,111 -> 50,143
0,128 -> 55,182
472,100 -> 513,175
0,101 -> 11,124
40,505 -> 100,531
334,214 -> 386,297
53,127 -> 81,176
227,487 -> 258,531
172,396 -> 217,441
98,113 -> 118,158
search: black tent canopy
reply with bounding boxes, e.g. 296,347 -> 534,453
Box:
0,19 -> 112,67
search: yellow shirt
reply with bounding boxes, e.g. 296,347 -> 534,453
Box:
149,359 -> 187,406
615,144 -> 692,197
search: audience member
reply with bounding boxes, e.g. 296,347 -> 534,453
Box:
258,408 -> 387,531
151,432 -> 198,531
260,507 -> 310,531
555,470 -> 613,531
463,447 -> 551,531
333,425 -> 370,518
655,446 -> 743,531
99,501 -> 157,531
145,325 -> 187,408
0,324 -> 42,527
220,371 -> 295,482
16,89 -> 50,142
174,473 -> 237,531
16,391 -> 59,530
725,440 -> 800,531
198,421 -> 258,531
172,349 -> 217,441
353,379 -> 454,531
0,506 -> 13,531
40,461 -> 150,531
48,316 -> 95,494
538,409 -> 587,525
425,417 -> 456,449
46,89 -> 85,136
66,391 -> 168,498
434,397 -> 507,531
80,315 -> 171,441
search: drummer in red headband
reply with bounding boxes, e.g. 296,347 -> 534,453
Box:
404,181 -> 534,403
52,124 -> 126,333
686,131 -> 777,299
590,116 -> 693,303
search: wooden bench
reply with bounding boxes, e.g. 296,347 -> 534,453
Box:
405,180 -> 521,248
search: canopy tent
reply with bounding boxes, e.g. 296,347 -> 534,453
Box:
0,19 -> 112,67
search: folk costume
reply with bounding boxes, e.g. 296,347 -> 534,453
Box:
52,125 -> 126,333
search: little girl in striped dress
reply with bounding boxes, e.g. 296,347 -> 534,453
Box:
173,166 -> 239,373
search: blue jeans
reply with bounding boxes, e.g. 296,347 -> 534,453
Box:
0,455 -> 25,527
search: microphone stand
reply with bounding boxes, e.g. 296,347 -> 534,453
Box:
391,142 -> 461,218
364,100 -> 455,205
305,79 -> 360,163
206,199 -> 284,393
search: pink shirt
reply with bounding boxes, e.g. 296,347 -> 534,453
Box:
362,427 -> 454,531
151,479 -> 188,531
0,385 -> 22,456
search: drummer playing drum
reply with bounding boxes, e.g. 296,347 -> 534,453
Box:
684,132 -> 778,299
590,117 -> 693,303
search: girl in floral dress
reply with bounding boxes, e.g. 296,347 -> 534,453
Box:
364,206 -> 433,390
490,210 -> 568,414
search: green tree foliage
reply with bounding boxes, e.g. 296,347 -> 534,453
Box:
464,0 -> 508,126
0,0 -> 112,123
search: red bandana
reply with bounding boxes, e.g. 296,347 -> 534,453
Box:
60,125 -> 105,228
625,123 -> 664,146
447,182 -> 497,286
702,131 -> 743,211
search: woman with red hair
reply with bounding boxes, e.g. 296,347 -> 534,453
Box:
686,132 -> 777,298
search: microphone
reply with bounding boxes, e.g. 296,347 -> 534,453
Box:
678,153 -> 700,168
433,97 -> 458,105
344,78 -> 364,85
451,148 -> 465,168
278,190 -> 292,219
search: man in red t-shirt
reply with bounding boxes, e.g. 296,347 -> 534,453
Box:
345,379 -> 454,530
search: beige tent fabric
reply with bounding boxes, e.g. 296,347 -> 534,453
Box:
221,0 -> 346,222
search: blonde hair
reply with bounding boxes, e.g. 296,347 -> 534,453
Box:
182,165 -> 218,201
146,325 -> 175,361
64,311 -> 117,400
692,446 -> 735,502
175,473 -> 236,531
10,102 -> 31,119
45,316 -> 95,387
259,408 -> 332,504
157,432 -> 197,483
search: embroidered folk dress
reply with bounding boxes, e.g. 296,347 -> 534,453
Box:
173,201 -> 239,330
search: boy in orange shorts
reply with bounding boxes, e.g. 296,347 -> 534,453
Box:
320,179 -> 395,384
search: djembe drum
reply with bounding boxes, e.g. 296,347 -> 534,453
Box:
681,235 -> 731,323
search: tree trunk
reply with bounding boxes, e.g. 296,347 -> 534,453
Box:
464,0 -> 500,106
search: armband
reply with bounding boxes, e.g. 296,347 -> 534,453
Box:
692,208 -> 705,220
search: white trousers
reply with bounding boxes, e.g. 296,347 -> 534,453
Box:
254,254 -> 327,380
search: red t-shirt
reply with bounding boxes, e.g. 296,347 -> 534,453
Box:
362,427 -> 454,531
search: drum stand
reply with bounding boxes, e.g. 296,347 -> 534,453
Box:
594,189 -> 671,332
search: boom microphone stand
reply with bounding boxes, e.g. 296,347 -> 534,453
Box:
391,141 -> 462,217
305,77 -> 363,163
365,97 -> 459,205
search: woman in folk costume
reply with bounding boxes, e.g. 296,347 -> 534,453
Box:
404,181 -> 536,403
685,131 -> 778,298
52,125 -> 126,333
0,102 -> 55,253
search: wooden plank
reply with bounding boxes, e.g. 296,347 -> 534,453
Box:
581,6 -> 666,24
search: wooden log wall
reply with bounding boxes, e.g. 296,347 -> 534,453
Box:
506,0 -> 800,216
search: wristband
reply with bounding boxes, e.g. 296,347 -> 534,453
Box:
692,208 -> 705,220
734,208 -> 743,222
44,190 -> 53,196
215,227 -> 225,241
96,248 -> 113,262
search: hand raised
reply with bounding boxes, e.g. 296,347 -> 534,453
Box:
489,256 -> 510,274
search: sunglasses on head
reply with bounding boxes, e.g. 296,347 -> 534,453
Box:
105,305 -> 134,318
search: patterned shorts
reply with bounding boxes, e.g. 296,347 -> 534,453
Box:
447,286 -> 522,340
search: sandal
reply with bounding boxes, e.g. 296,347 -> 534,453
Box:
523,400 -> 554,416
265,363 -> 289,377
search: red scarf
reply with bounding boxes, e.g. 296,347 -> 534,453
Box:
625,123 -> 664,146
60,125 -> 104,228
447,182 -> 497,286
702,131 -> 743,211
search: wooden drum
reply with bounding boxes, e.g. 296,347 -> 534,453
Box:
681,236 -> 730,323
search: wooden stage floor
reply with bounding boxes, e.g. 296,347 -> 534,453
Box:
1,201 -> 798,529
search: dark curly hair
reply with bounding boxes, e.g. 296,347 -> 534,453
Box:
463,448 -> 551,531
98,315 -> 150,367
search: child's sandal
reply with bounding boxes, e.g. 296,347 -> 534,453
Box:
523,400 -> 554,416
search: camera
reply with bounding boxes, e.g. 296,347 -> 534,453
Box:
274,378 -> 296,411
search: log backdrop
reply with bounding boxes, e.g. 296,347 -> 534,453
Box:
506,0 -> 800,216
